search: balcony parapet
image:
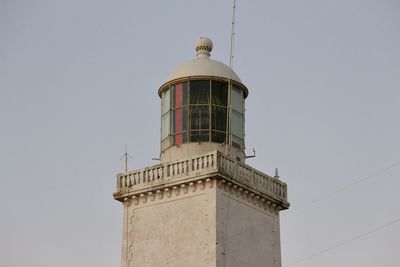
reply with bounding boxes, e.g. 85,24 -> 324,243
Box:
114,151 -> 288,208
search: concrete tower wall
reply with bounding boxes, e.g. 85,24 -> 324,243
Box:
216,188 -> 281,267
120,180 -> 217,267
117,173 -> 284,267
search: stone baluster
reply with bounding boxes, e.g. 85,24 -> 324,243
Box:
181,161 -> 185,174
154,168 -> 159,180
148,170 -> 153,182
158,167 -> 162,179
115,151 -> 287,202
153,168 -> 158,180
252,172 -> 257,188
265,175 -> 269,192
273,181 -> 277,195
120,175 -> 125,189
178,162 -> 182,174
179,161 -> 183,174
161,166 -> 165,179
124,174 -> 128,187
270,179 -> 274,195
277,183 -> 281,198
126,174 -> 131,187
166,164 -> 171,177
185,160 -> 189,174
142,170 -> 145,183
119,175 -> 124,189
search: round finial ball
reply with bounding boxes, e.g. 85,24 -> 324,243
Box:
195,37 -> 213,55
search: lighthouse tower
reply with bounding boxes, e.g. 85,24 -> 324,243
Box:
114,37 -> 289,267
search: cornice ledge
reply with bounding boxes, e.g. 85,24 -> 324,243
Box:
114,172 -> 218,203
217,178 -> 289,213
217,172 -> 290,210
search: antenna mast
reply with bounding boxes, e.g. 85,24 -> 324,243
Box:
229,0 -> 236,69
223,2 -> 237,265
226,0 -> 237,156
120,145 -> 133,173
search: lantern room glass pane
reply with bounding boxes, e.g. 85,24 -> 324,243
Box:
200,109 -> 209,129
161,112 -> 170,140
190,106 -> 209,130
232,86 -> 243,112
211,81 -> 228,106
173,107 -> 188,133
190,80 -> 210,104
173,82 -> 188,108
232,110 -> 243,138
162,89 -> 170,115
190,131 -> 209,142
190,109 -> 199,129
174,132 -> 188,145
211,131 -> 226,143
211,106 -> 227,132
232,135 -> 243,148
173,107 -> 188,145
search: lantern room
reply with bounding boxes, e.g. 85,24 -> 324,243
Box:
158,37 -> 249,163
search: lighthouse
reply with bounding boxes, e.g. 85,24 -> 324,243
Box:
114,37 -> 289,267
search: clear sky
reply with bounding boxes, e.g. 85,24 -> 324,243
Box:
1,0 -> 399,266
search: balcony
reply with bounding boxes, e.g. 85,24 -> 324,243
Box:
114,151 -> 288,207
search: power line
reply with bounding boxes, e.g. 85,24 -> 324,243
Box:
221,161 -> 400,260
223,161 -> 400,239
284,216 -> 400,266
286,161 -> 400,214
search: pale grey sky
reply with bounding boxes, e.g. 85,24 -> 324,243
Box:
1,0 -> 399,266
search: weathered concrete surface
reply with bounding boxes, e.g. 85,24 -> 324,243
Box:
216,188 -> 281,267
118,175 -> 284,267
120,180 -> 216,267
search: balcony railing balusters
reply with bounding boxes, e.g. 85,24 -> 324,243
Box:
116,151 -> 287,202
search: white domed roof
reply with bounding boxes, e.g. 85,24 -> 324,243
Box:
163,37 -> 242,84
165,58 -> 242,83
